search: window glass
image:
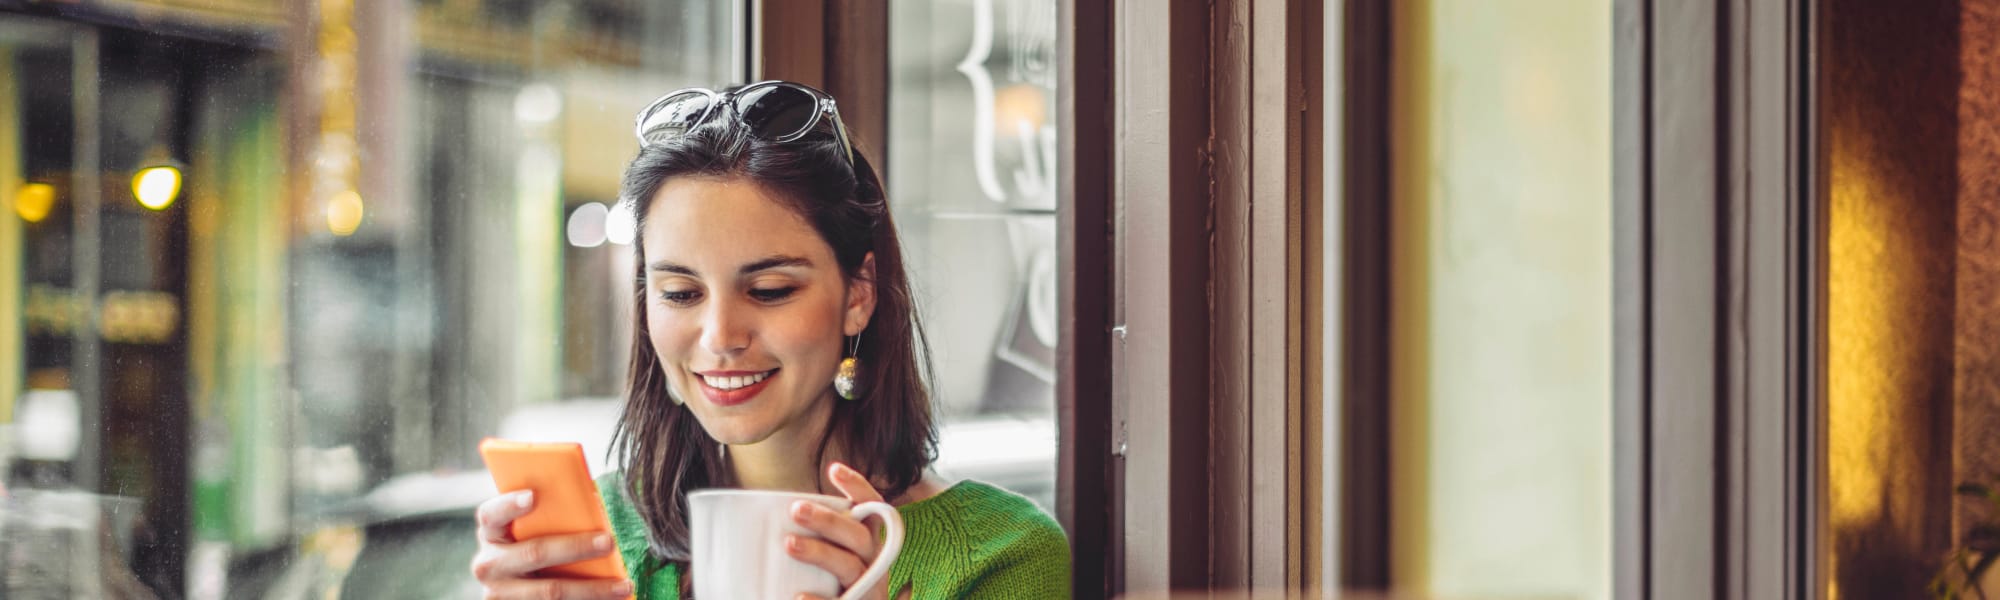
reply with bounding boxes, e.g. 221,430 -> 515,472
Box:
889,0 -> 1060,511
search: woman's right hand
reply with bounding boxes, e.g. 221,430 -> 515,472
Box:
470,491 -> 635,599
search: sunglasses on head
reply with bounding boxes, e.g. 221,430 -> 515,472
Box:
633,80 -> 856,166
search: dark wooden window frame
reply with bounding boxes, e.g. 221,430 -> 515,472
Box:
1337,0 -> 1826,598
1338,0 -> 1393,590
1614,0 -> 1822,597
1057,0 -> 1116,598
1106,0 -> 1322,594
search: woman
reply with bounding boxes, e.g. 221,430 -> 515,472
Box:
469,81 -> 1071,599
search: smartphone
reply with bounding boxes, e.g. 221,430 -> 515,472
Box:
478,438 -> 631,583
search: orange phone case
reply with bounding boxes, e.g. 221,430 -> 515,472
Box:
478,438 -> 631,583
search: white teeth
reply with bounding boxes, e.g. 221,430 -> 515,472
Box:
702,370 -> 771,390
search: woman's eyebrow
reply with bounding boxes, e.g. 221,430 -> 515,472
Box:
647,261 -> 698,276
644,256 -> 812,278
739,255 -> 812,274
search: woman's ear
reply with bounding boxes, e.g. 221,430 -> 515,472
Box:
844,252 -> 878,337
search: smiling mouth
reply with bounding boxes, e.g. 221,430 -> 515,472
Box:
699,369 -> 777,391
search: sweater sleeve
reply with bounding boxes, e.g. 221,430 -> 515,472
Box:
596,472 -> 683,600
894,481 -> 1072,599
961,517 -> 1072,600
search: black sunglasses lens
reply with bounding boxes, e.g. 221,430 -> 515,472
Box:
735,85 -> 818,140
641,91 -> 713,143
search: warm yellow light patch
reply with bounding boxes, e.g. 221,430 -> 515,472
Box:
14,182 -> 53,223
1824,94 -> 1958,599
326,189 -> 363,236
1827,138 -> 1889,531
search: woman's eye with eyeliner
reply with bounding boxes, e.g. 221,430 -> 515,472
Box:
660,290 -> 700,306
750,287 -> 798,302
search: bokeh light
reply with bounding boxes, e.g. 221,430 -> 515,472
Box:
327,189 -> 364,236
14,182 -> 54,223
567,202 -> 609,248
605,201 -> 635,246
132,166 -> 183,210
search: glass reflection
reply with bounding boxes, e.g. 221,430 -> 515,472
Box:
891,0 -> 1061,511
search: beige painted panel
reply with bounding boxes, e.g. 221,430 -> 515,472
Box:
1390,2 -> 1612,599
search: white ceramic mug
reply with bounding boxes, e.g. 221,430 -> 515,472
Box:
688,489 -> 905,600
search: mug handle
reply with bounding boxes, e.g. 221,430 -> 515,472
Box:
838,501 -> 905,600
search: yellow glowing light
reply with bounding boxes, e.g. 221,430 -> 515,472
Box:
14,182 -> 54,223
132,166 -> 182,210
993,84 -> 1048,133
1827,123 -> 1894,531
327,189 -> 364,236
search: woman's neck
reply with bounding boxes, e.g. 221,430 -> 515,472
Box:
727,393 -> 843,494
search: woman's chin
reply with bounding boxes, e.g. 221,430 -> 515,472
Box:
694,418 -> 777,447
684,385 -> 829,448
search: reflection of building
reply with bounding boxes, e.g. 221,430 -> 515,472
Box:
0,0 -> 734,595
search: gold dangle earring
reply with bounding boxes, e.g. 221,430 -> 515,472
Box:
834,334 -> 863,401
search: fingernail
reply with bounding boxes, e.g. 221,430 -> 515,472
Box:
791,501 -> 811,518
595,534 -> 613,551
515,491 -> 534,508
786,535 -> 801,551
613,581 -> 633,595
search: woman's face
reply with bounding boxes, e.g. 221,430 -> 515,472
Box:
639,176 -> 874,447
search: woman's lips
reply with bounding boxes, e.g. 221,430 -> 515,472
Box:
697,369 -> 777,407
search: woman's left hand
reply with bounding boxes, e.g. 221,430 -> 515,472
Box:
788,462 -> 894,600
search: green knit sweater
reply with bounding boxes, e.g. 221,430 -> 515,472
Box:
596,474 -> 1071,599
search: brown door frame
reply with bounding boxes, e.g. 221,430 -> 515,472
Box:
1212,0 -> 1324,591
1614,0 -> 1822,597
1058,0 -> 1117,597
1336,0 -> 1394,591
1108,0 -> 1323,594
1105,0 -> 1216,589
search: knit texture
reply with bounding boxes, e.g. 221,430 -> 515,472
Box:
597,474 -> 1071,599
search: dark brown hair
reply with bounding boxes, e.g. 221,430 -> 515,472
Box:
607,101 -> 937,569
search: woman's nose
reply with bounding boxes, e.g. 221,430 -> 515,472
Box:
698,299 -> 751,356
